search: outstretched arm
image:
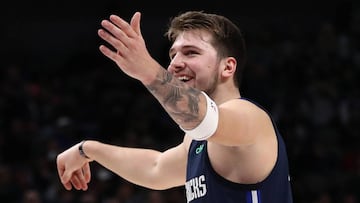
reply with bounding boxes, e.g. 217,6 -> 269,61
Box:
57,138 -> 189,191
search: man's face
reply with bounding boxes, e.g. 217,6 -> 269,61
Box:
167,30 -> 221,94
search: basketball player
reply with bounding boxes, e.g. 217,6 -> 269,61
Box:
57,11 -> 293,202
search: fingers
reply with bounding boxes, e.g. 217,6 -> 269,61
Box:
130,12 -> 142,37
98,44 -> 120,63
61,169 -> 89,191
71,170 -> 89,191
56,155 -> 64,179
98,12 -> 142,59
82,163 -> 92,183
99,13 -> 138,47
98,20 -> 128,50
63,182 -> 73,191
109,13 -> 140,38
57,153 -> 90,191
57,155 -> 70,185
57,163 -> 75,191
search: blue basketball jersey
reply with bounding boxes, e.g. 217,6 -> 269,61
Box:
185,99 -> 293,203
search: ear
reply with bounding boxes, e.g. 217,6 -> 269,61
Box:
221,57 -> 237,78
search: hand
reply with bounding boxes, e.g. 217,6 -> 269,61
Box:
97,12 -> 160,84
56,143 -> 92,191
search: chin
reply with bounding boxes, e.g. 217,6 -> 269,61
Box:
186,80 -> 196,87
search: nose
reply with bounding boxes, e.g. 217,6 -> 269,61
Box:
167,56 -> 185,73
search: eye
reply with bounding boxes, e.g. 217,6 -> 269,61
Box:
169,53 -> 175,60
169,51 -> 178,60
184,50 -> 198,56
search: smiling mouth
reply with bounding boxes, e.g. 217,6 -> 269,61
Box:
177,75 -> 192,82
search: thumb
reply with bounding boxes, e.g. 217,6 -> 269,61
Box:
130,12 -> 142,36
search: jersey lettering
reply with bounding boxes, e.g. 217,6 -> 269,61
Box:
185,175 -> 207,202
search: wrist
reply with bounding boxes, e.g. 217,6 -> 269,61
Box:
141,63 -> 163,86
79,140 -> 91,159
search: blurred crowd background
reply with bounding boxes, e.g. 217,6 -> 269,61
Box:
1,0 -> 359,202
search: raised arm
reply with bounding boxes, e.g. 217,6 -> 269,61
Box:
97,12 -> 209,133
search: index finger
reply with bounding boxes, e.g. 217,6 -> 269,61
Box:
109,15 -> 138,38
56,156 -> 65,182
56,157 -> 73,190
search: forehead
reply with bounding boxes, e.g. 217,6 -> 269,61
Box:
170,30 -> 214,51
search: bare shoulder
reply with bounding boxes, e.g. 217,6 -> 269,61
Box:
208,98 -> 278,183
212,98 -> 273,146
219,98 -> 266,114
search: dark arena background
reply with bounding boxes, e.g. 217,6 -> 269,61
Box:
1,0 -> 359,202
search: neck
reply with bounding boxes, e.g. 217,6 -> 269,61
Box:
209,85 -> 240,105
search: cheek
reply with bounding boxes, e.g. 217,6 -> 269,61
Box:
195,71 -> 214,86
191,58 -> 219,83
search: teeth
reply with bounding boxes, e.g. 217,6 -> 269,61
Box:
178,76 -> 190,81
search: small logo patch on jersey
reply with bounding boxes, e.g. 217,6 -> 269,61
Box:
196,144 -> 204,154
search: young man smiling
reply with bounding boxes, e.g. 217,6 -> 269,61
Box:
57,11 -> 293,202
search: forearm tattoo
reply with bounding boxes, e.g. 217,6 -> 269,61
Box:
146,69 -> 203,128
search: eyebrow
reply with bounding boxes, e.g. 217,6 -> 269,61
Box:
169,45 -> 201,56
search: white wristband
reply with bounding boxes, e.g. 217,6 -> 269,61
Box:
181,92 -> 219,140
